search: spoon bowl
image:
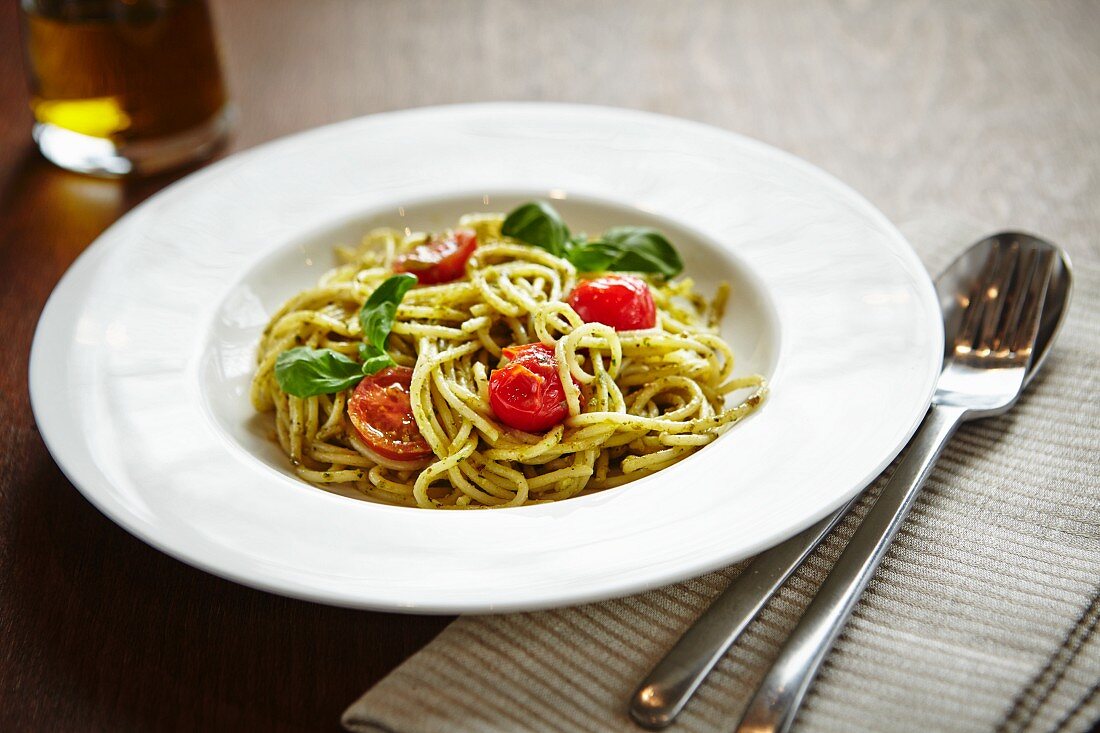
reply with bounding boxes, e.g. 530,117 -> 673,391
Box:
936,231 -> 1072,389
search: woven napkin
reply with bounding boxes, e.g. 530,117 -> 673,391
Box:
344,216 -> 1100,733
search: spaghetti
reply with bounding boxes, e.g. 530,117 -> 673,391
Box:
250,211 -> 767,508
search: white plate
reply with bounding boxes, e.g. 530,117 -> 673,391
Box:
30,104 -> 942,613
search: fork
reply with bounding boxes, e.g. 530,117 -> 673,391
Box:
733,238 -> 1058,733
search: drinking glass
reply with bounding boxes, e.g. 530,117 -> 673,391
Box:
21,0 -> 232,177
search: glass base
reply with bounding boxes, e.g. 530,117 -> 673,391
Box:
33,106 -> 232,178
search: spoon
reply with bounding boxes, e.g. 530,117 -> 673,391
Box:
629,232 -> 1072,730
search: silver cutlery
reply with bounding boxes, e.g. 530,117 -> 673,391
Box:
630,232 -> 1072,731
630,500 -> 858,728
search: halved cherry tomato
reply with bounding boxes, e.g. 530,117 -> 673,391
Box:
566,274 -> 657,331
489,343 -> 579,432
393,228 -> 477,285
347,366 -> 433,462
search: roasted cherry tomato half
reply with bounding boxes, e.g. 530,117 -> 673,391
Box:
489,343 -> 579,432
347,366 -> 433,462
566,274 -> 657,331
393,228 -> 477,285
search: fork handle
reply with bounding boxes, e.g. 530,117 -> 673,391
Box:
629,499 -> 856,729
736,404 -> 966,733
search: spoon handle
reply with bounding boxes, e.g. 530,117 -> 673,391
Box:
629,500 -> 855,729
735,404 -> 965,733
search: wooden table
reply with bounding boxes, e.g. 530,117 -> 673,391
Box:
4,1 -> 1098,731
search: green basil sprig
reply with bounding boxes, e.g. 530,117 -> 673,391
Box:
501,201 -> 683,278
273,347 -> 365,397
357,272 -> 417,373
501,201 -> 571,257
595,226 -> 683,278
274,273 -> 417,398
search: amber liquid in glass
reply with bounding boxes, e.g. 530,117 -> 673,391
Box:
22,0 -> 229,174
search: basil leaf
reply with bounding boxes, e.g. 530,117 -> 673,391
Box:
275,347 -> 365,397
501,201 -> 570,256
275,274 -> 415,396
358,273 -> 417,374
599,226 -> 684,278
358,342 -> 395,375
566,241 -> 619,272
502,203 -> 683,277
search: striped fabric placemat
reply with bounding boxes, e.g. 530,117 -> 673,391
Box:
343,215 -> 1099,733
